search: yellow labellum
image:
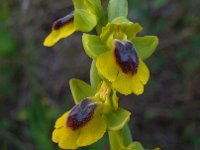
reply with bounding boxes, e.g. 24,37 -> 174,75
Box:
43,21 -> 75,47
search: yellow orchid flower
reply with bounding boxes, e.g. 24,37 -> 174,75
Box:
43,11 -> 75,47
43,0 -> 104,47
96,39 -> 150,95
83,17 -> 158,95
52,99 -> 106,149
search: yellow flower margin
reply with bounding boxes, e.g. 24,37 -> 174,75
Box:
96,50 -> 150,95
52,104 -> 106,149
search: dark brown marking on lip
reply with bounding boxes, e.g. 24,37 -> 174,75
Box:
66,99 -> 96,130
53,11 -> 74,30
114,40 -> 139,75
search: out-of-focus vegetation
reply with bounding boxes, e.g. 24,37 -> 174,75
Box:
0,0 -> 200,150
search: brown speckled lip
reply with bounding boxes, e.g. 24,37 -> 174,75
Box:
53,11 -> 74,30
66,99 -> 96,130
114,40 -> 139,75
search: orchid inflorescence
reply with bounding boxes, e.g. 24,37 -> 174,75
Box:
44,0 -> 159,150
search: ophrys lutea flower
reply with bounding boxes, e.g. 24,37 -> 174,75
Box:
83,17 -> 158,95
52,99 -> 106,149
44,0 -> 103,47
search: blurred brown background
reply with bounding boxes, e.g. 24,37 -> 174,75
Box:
0,0 -> 200,150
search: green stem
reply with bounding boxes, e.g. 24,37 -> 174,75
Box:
109,124 -> 132,150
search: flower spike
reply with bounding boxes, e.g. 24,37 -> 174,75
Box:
44,0 -> 160,149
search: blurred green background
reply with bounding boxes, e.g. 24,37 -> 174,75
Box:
0,0 -> 200,149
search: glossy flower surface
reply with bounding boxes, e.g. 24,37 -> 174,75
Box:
52,99 -> 106,149
83,17 -> 158,95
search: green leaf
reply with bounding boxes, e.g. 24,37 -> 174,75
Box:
90,60 -> 102,89
82,34 -> 108,58
0,27 -> 17,55
0,128 -> 27,150
74,9 -> 97,32
0,1 -> 10,22
69,79 -> 95,104
104,108 -> 130,131
132,36 -> 159,60
108,0 -> 128,22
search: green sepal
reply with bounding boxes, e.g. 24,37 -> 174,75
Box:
90,60 -> 102,89
69,78 -> 95,104
87,0 -> 107,34
85,0 -> 103,16
111,16 -> 130,24
111,90 -> 118,110
104,108 -> 130,131
126,142 -> 144,150
73,0 -> 102,15
73,0 -> 85,9
108,0 -> 128,22
100,17 -> 143,42
82,34 -> 108,58
131,36 -> 159,60
74,9 -> 97,32
109,125 -> 132,150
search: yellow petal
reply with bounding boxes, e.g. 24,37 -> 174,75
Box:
77,113 -> 106,146
112,72 -> 133,95
131,74 -> 144,95
58,127 -> 79,150
96,51 -> 119,82
137,59 -> 150,85
55,112 -> 69,129
43,21 -> 75,47
52,127 -> 65,143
